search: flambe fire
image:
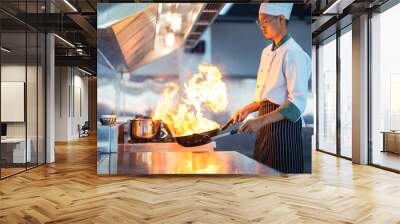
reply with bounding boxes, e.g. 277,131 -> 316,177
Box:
153,64 -> 228,136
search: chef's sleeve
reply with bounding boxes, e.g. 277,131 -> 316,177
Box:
277,100 -> 301,122
277,50 -> 311,122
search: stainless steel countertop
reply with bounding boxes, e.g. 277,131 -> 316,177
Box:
97,150 -> 280,175
119,142 -> 215,152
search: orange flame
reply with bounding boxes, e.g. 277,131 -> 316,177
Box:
153,64 -> 228,136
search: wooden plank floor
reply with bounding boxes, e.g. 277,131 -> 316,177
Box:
1,135 -> 400,224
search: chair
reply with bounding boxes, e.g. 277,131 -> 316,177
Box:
78,121 -> 90,138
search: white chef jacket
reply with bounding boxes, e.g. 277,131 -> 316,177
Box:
255,37 -> 311,116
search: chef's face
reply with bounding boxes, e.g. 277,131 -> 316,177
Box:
258,13 -> 286,40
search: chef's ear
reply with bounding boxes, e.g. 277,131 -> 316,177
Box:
279,15 -> 288,26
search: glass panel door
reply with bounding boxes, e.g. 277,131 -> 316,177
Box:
27,30 -> 38,169
317,36 -> 337,154
339,28 -> 352,158
0,1 -> 46,178
1,30 -> 28,177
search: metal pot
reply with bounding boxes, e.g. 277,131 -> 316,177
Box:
130,118 -> 162,140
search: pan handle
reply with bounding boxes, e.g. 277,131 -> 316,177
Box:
220,118 -> 233,131
211,128 -> 239,141
230,129 -> 238,135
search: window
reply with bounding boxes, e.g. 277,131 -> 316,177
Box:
317,36 -> 337,154
370,2 -> 400,171
339,28 -> 352,158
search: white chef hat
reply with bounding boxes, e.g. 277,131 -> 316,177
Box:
259,3 -> 294,20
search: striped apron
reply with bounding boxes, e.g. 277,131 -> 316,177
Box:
253,100 -> 304,173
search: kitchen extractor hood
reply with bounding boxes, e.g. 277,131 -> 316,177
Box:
185,3 -> 224,49
98,3 -> 223,74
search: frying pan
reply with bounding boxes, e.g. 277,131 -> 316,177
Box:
194,118 -> 233,138
175,129 -> 239,147
174,119 -> 237,147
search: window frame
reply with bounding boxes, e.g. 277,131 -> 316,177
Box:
315,23 -> 353,161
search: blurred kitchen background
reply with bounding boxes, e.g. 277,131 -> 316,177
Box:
97,3 -> 312,162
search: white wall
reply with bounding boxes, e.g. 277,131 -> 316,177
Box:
55,67 -> 69,141
72,73 -> 89,138
54,67 -> 89,141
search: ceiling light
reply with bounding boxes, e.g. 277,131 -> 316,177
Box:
322,0 -> 352,15
156,23 -> 160,34
219,3 -> 233,15
165,12 -> 172,24
63,0 -> 78,12
123,73 -> 130,81
164,32 -> 175,48
1,47 -> 11,53
158,4 -> 163,15
170,13 -> 182,32
54,34 -> 75,48
191,12 -> 197,22
78,67 -> 92,76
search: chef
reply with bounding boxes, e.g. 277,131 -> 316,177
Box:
232,3 -> 311,173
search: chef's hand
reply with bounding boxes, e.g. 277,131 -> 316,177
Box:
238,117 -> 266,133
231,108 -> 251,124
